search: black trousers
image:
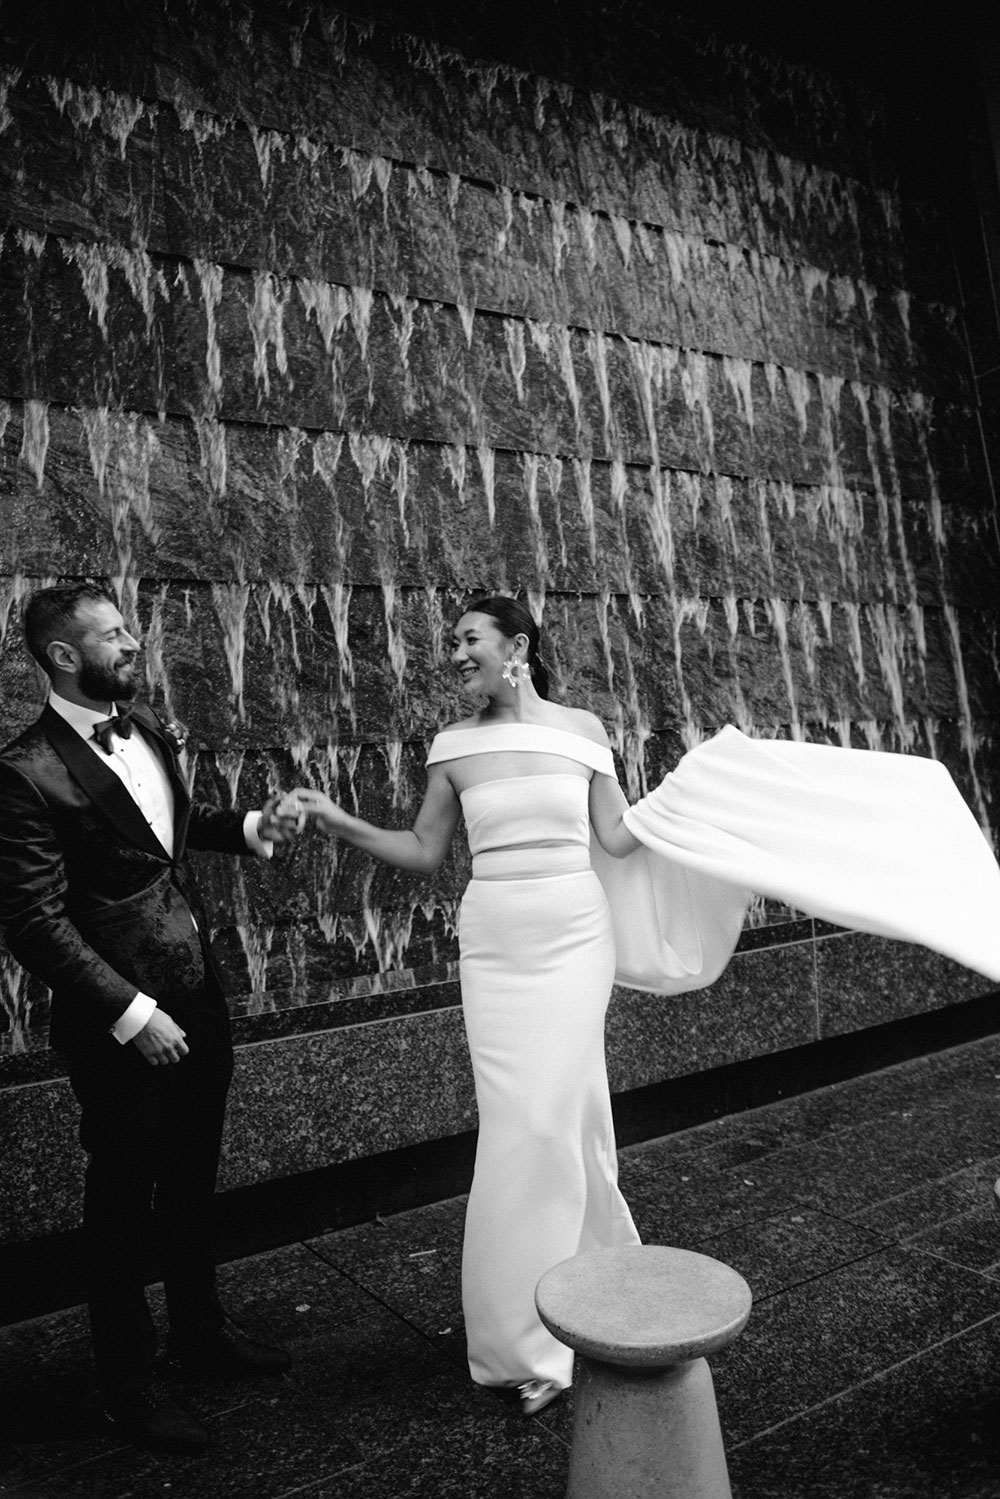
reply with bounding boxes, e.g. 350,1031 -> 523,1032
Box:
65,1009 -> 234,1404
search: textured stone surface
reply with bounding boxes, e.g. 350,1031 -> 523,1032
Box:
0,6 -> 958,281
815,932 -> 991,1038
0,78 -> 970,397
725,1317 -> 1000,1499
0,249 -> 986,494
218,1007 -> 478,1188
4,405 -> 995,610
0,0 -> 997,1242
606,939 -> 819,1092
0,1076 -> 83,1238
308,1196 -> 469,1365
850,1155 -> 1000,1242
535,1244 -> 752,1363
7,1034 -> 1000,1495
0,930 -> 886,1245
714,1245 -> 1000,1443
674,1206 -> 890,1302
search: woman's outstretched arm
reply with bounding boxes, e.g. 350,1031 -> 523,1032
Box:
291,763 -> 461,873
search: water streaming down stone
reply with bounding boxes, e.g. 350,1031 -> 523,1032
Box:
0,2 -> 996,1047
17,399 -> 49,487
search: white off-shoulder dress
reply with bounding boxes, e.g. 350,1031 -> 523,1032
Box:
428,723 -> 640,1389
427,721 -> 1000,1391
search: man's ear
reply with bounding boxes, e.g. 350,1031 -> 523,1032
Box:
46,639 -> 78,675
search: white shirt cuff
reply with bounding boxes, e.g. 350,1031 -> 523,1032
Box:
112,992 -> 157,1044
244,809 -> 274,859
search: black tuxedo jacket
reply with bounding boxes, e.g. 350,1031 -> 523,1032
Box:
0,702 -> 252,1054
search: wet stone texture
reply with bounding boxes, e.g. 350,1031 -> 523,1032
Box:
0,2 -> 998,1238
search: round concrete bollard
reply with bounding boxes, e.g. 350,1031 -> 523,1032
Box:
535,1245 -> 752,1499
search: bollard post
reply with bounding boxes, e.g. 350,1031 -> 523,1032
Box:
535,1245 -> 752,1499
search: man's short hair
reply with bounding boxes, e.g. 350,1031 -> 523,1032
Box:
23,583 -> 115,677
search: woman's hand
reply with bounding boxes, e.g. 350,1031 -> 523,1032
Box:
285,787 -> 348,835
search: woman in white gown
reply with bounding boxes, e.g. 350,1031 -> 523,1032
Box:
293,594 -> 650,1414
291,594 -> 1000,1417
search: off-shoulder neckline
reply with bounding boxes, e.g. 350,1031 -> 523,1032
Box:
427,722 -> 615,774
434,720 -> 606,747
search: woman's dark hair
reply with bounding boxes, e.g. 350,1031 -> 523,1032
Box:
23,583 -> 115,676
462,594 -> 550,700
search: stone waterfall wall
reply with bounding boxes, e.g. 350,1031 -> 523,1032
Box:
1,0 -> 997,1244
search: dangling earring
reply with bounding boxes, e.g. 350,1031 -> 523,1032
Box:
502,656 -> 531,689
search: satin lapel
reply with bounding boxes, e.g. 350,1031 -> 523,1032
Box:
41,704 -> 170,861
129,704 -> 192,856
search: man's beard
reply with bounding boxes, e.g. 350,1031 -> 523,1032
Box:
77,655 -> 138,705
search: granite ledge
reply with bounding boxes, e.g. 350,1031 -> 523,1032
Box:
1,919 -> 824,1084
3,924 -> 994,1094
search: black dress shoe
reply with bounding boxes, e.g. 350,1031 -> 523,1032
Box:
168,1325 -> 291,1379
104,1386 -> 209,1454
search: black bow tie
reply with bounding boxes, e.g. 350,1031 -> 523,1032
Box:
93,711 -> 133,754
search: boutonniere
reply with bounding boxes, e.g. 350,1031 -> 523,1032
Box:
161,719 -> 188,755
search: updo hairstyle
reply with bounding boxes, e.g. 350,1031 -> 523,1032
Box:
462,594 -> 550,700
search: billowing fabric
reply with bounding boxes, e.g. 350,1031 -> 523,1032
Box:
605,726 -> 1000,991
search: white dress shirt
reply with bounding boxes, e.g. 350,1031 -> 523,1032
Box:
47,691 -> 270,1044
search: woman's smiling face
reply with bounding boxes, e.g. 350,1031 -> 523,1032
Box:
451,611 -> 519,696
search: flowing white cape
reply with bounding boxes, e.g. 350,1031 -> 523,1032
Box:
589,727 -> 1000,993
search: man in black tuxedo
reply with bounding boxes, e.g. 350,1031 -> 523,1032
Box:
0,584 -> 301,1455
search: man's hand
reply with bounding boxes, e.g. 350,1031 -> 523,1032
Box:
258,793 -> 306,846
132,1009 -> 189,1066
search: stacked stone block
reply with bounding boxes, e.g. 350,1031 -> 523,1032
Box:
0,0 -> 996,1242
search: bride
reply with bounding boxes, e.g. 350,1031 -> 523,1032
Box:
289,594 -> 1000,1417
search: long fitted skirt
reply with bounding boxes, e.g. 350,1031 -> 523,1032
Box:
459,861 -> 640,1389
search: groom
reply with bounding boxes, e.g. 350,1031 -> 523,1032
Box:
0,584 -> 299,1455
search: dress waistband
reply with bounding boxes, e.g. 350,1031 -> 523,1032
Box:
470,844 -> 592,880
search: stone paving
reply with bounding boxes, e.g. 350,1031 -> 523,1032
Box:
2,1032 -> 1000,1498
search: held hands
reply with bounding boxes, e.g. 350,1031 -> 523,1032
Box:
284,787 -> 348,836
255,790 -> 348,846
258,793 -> 307,846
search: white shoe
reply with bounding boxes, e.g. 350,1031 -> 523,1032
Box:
518,1379 -> 561,1415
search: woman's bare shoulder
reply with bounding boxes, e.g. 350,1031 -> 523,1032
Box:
543,705 -> 611,747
